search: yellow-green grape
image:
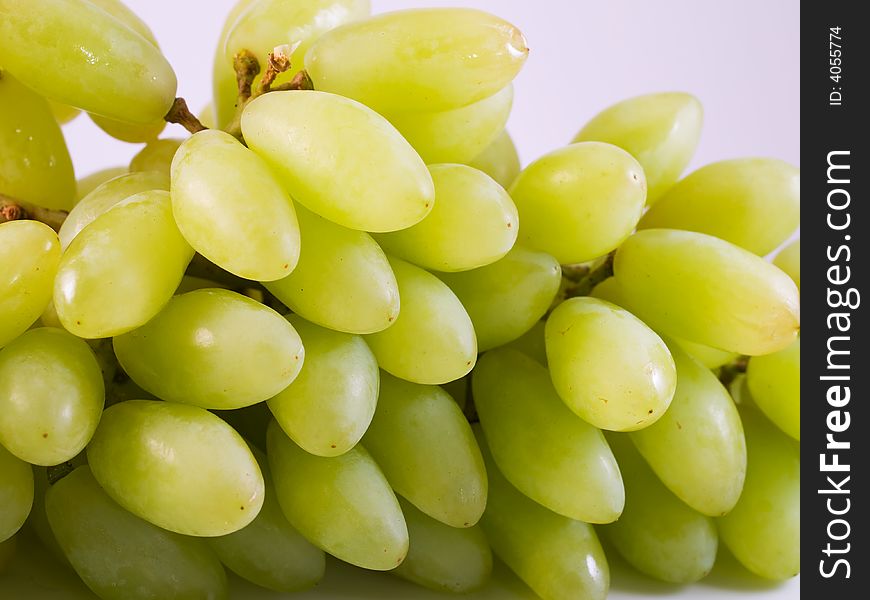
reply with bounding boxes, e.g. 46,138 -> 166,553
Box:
90,114 -> 166,144
171,129 -> 301,281
264,206 -> 399,334
509,142 -> 646,263
212,0 -> 371,128
129,138 -> 183,175
242,91 -> 434,232
363,373 -> 487,528
46,466 -> 228,600
76,167 -> 128,199
266,420 -> 408,570
86,0 -> 159,45
48,100 -> 81,125
437,246 -> 560,351
199,102 -> 216,129
546,297 -> 676,432
268,315 -> 378,457
638,159 -> 800,255
774,238 -> 800,290
0,328 -> 104,465
0,72 -> 76,210
473,349 -> 624,523
60,170 -> 170,250
614,229 -> 800,355
208,447 -> 325,593
717,407 -> 800,580
0,221 -> 61,347
26,466 -> 69,565
54,190 -> 194,339
602,434 -> 718,583
467,129 -> 521,189
441,378 -> 468,413
87,400 -> 265,537
387,86 -> 513,165
365,257 -> 477,385
306,8 -> 528,113
747,337 -> 800,440
114,289 -> 304,410
630,343 -> 746,516
502,319 -> 548,365
375,164 -> 518,272
572,92 -> 703,203
0,0 -> 176,123
393,497 -> 492,593
0,445 -> 33,542
474,426 -> 610,600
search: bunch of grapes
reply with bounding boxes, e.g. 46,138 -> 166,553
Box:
1,1 -> 800,599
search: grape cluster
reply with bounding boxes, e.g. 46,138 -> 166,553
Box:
0,1 -> 800,599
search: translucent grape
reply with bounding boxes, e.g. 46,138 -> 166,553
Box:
86,0 -> 159,45
362,373 -> 487,528
746,336 -> 800,440
473,349 -> 624,523
0,0 -> 177,123
264,206 -> 399,334
54,190 -> 194,339
0,444 -> 33,542
437,246 -> 560,351
467,129 -> 521,189
502,319 -> 548,365
242,90 -> 434,232
0,221 -> 61,347
268,316 -> 377,457
773,238 -> 800,290
375,164 -> 518,272
638,158 -> 800,255
48,100 -> 81,125
306,8 -> 528,112
614,229 -> 800,355
267,420 -> 408,570
572,92 -> 703,202
171,129 -> 301,280
87,400 -> 265,537
509,142 -> 646,263
0,328 -> 104,466
114,289 -> 303,409
365,257 -> 477,385
90,114 -> 166,144
129,138 -> 183,175
76,167 -> 128,199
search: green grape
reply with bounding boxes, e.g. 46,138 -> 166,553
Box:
48,100 -> 81,125
638,159 -> 800,255
0,221 -> 61,347
129,138 -> 183,175
76,167 -> 128,199
437,246 -> 560,351
0,72 -> 76,210
26,466 -> 68,564
747,337 -> 800,440
393,497 -> 492,593
365,257 -> 477,385
264,206 -> 399,334
473,349 -> 623,523
171,129 -> 301,281
212,0 -> 371,127
509,142 -> 646,263
208,446 -> 325,592
630,342 -> 746,516
502,319 -> 548,365
266,420 -> 408,570
46,466 -> 228,600
0,0 -> 176,124
54,190 -> 194,339
87,400 -> 265,537
114,289 -> 304,410
440,378 -> 468,412
0,328 -> 104,466
199,102 -> 216,129
474,426 -> 610,600
546,297 -> 676,431
773,238 -> 800,290
387,86 -> 513,165
267,315 -> 378,457
375,164 -> 518,272
86,0 -> 159,45
467,129 -> 521,189
0,444 -> 33,542
717,407 -> 800,580
602,433 -> 718,583
614,229 -> 800,355
175,275 -> 229,294
572,92 -> 703,203
90,114 -> 166,143
60,170 -> 171,250
362,373 -> 487,528
242,90 -> 434,232
306,8 -> 528,113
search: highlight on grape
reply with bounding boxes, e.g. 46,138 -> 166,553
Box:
0,1 -> 799,598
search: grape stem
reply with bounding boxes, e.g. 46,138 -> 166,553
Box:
164,97 -> 208,134
0,194 -> 68,231
47,461 -> 76,485
718,356 -> 749,389
563,251 -> 615,298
